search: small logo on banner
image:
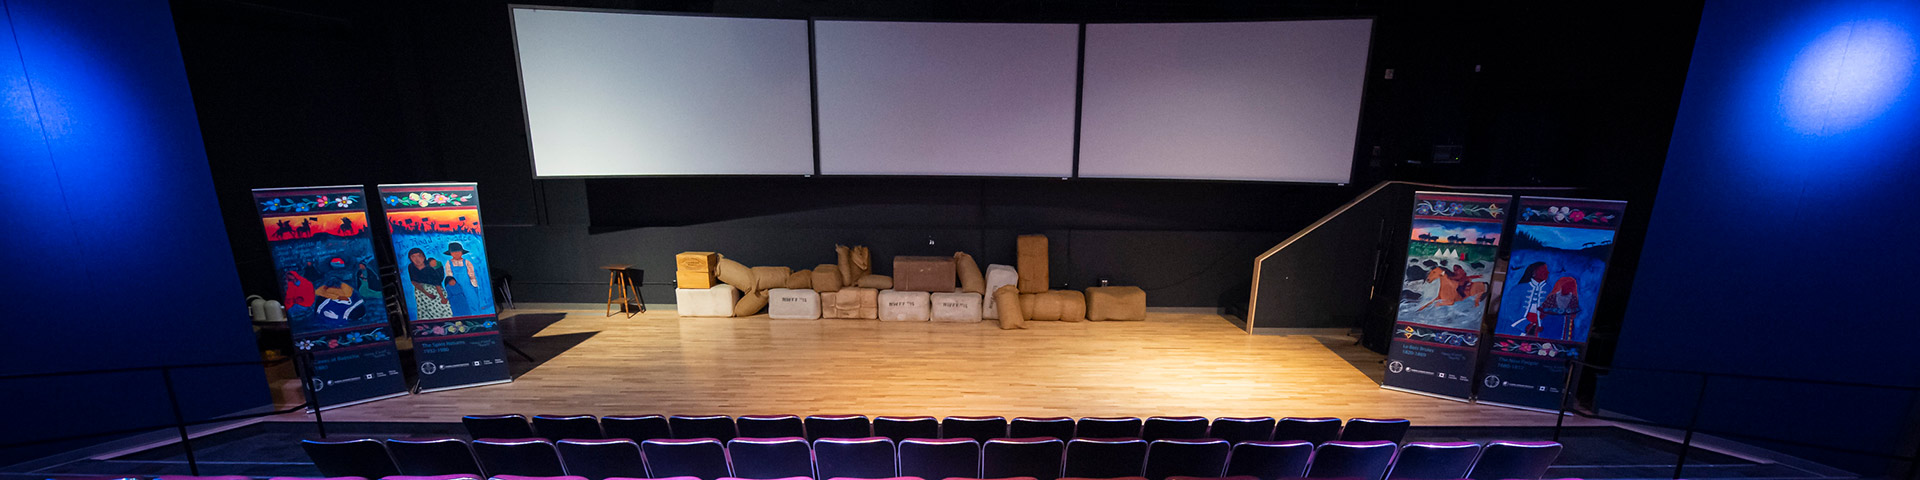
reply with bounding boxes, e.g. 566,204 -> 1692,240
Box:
420,362 -> 438,375
1387,361 -> 1405,374
1484,375 -> 1501,388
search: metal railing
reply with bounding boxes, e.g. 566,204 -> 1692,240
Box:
0,350 -> 329,475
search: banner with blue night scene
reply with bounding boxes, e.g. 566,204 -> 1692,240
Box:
1383,192 -> 1511,401
378,183 -> 511,392
253,186 -> 408,409
1478,196 -> 1626,410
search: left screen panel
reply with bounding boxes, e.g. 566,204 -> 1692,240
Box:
511,8 -> 815,176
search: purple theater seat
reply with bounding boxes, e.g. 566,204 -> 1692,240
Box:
556,438 -> 647,480
465,415 -> 537,440
1142,439 -> 1230,480
1205,418 -> 1275,445
1304,440 -> 1397,480
380,475 -> 484,480
981,437 -> 1065,480
1062,438 -> 1148,479
534,415 -> 605,441
668,415 -> 738,442
1222,441 -> 1312,480
815,437 -> 898,480
269,477 -> 370,480
737,415 -> 807,439
942,416 -> 1008,443
1465,441 -> 1562,480
1164,476 -> 1258,480
898,438 -> 982,480
808,415 -> 875,440
1141,417 -> 1210,442
388,438 -> 486,477
1337,419 -> 1410,444
727,437 -> 815,480
601,415 -> 674,443
720,477 -> 812,480
875,416 -> 941,442
303,438 -> 402,479
604,477 -> 701,480
937,477 -> 1038,480
1385,442 -> 1481,480
1058,477 -> 1147,480
473,438 -> 568,477
491,476 -> 589,480
825,477 -> 924,480
641,438 -> 732,480
1007,417 -> 1075,441
155,476 -> 252,480
1074,418 -> 1142,439
1270,418 -> 1341,444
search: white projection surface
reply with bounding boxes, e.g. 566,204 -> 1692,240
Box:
511,8 -> 814,176
1079,19 -> 1372,183
814,21 -> 1080,176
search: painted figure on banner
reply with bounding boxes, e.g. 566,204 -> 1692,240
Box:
386,208 -> 495,320
1396,218 -> 1500,330
406,248 -> 453,320
1493,218 -> 1616,343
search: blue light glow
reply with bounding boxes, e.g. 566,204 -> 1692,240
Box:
1779,18 -> 1915,136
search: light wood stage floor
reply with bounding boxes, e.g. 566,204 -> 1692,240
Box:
290,309 -> 1601,427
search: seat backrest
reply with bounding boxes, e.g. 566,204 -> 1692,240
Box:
1338,418 -> 1411,444
898,437 -> 982,480
738,415 -> 808,439
641,438 -> 732,480
464,415 -> 536,440
1063,437 -> 1148,479
1141,417 -> 1210,442
387,438 -> 485,477
1223,440 -> 1313,480
534,415 -> 606,441
727,437 -> 815,480
556,438 -> 647,480
1074,417 -> 1143,439
372,475 -> 485,480
669,415 -> 738,442
815,437 -> 898,480
1271,418 -> 1342,444
1465,441 -> 1561,480
1008,417 -> 1075,441
942,416 -> 1009,443
472,438 -> 568,477
1142,439 -> 1230,480
1385,442 -> 1481,480
1205,417 -> 1276,445
601,415 -> 673,443
981,437 -> 1065,480
490,475 -> 588,480
874,416 -> 941,442
1303,440 -> 1397,480
301,438 -> 400,479
807,415 -> 875,440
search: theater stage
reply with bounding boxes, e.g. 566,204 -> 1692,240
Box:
285,308 -> 1597,427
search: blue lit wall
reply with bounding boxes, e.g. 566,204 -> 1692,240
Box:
1,0 -> 267,465
1604,0 -> 1919,473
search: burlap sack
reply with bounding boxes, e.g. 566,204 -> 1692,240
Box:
785,269 -> 813,289
994,285 -> 1026,330
1018,291 -> 1085,321
1056,290 -> 1086,322
955,252 -> 985,294
812,264 -> 843,292
850,287 -> 879,319
716,256 -> 756,293
855,274 -> 892,289
1086,286 -> 1146,321
751,266 -> 791,292
1017,235 -> 1049,293
836,245 -> 872,285
732,289 -> 770,317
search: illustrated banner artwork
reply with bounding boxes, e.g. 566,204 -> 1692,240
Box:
1478,196 -> 1625,410
378,183 -> 510,392
1383,192 -> 1511,400
253,186 -> 407,408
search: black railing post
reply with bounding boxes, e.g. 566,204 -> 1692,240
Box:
1555,358 -> 1575,442
299,348 -> 326,438
159,367 -> 200,475
1674,375 -> 1712,479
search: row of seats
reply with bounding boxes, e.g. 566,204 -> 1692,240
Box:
303,436 -> 1563,480
462,415 -> 1410,445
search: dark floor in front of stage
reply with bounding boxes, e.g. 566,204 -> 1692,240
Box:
0,422 -> 1841,480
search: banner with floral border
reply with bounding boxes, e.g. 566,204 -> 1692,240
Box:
253,186 -> 408,409
1478,196 -> 1625,411
379,183 -> 510,392
1384,191 -> 1511,401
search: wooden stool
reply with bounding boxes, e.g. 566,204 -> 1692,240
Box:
603,265 -> 643,317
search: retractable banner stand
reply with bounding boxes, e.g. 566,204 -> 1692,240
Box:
377,183 -> 511,392
1383,192 -> 1512,400
1479,197 -> 1626,411
253,186 -> 408,409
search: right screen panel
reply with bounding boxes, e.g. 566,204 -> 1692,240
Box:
1079,19 -> 1372,183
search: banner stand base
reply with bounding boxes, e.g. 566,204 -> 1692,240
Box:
1380,384 -> 1472,403
417,378 -> 513,395
304,391 -> 409,413
1474,399 -> 1572,415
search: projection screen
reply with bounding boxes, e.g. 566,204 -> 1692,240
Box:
510,8 -> 814,176
1078,19 -> 1373,183
813,21 -> 1080,176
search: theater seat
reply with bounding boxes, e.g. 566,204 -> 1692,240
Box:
556,439 -> 647,480
269,477 -> 370,480
472,438 -> 567,477
738,415 -> 807,439
1007,417 -> 1074,441
1074,417 -> 1141,439
388,438 -> 486,477
981,437 -> 1064,480
1221,441 -> 1312,480
1140,417 -> 1209,442
1338,418 -> 1410,444
942,416 -> 1008,443
1062,438 -> 1147,479
875,416 -> 940,442
1142,439 -> 1230,480
491,476 -> 588,480
381,475 -> 484,480
533,415 -> 604,441
641,438 -> 732,480
1270,418 -> 1340,444
1303,441 -> 1396,480
1204,418 -> 1274,445
1386,442 -> 1481,480
728,437 -> 815,480
302,438 -> 401,479
600,415 -> 673,443
808,415 -> 875,440
668,415 -> 738,442
899,438 -> 981,480
1465,441 -> 1562,480
465,415 -> 537,440
815,437 -> 898,480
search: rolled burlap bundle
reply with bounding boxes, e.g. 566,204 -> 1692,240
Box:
955,252 -> 985,294
994,285 -> 1026,330
716,256 -> 756,293
785,269 -> 813,289
836,245 -> 872,285
812,264 -> 842,292
1057,290 -> 1086,322
752,266 -> 791,292
855,274 -> 892,290
732,289 -> 770,317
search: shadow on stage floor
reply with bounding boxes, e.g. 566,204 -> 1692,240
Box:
498,312 -> 596,380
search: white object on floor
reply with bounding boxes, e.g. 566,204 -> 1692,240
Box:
877,289 -> 931,322
930,292 -> 982,323
676,284 -> 739,317
768,288 -> 821,320
983,264 -> 1018,319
